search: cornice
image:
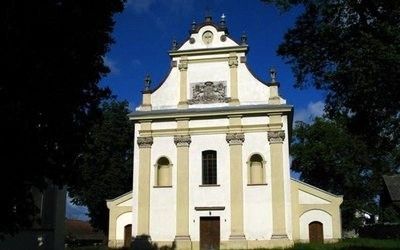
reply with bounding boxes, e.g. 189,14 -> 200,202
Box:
169,46 -> 248,57
129,104 -> 293,121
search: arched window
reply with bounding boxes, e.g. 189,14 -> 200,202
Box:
202,150 -> 217,185
155,157 -> 172,186
248,154 -> 265,184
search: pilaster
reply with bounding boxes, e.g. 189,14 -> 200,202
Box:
268,114 -> 288,239
136,134 -> 153,236
228,53 -> 239,105
226,128 -> 246,244
174,119 -> 191,249
178,56 -> 189,109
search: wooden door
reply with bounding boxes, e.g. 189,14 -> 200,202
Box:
309,221 -> 323,243
200,217 -> 220,250
124,224 -> 132,248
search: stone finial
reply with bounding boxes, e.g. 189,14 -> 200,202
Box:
174,135 -> 191,147
226,133 -> 245,145
267,131 -> 285,143
270,67 -> 277,83
171,39 -> 178,51
219,13 -> 226,28
205,13 -> 212,23
191,19 -> 197,31
240,32 -> 247,45
137,136 -> 153,148
143,74 -> 151,93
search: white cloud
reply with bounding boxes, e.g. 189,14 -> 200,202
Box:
126,0 -> 194,14
103,56 -> 120,75
294,101 -> 325,123
126,0 -> 155,13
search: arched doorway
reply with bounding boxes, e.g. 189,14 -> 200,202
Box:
124,224 -> 132,248
309,221 -> 323,243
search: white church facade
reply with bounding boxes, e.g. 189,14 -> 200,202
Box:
107,16 -> 343,249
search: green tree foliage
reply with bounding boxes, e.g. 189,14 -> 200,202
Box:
263,0 -> 400,225
1,0 -> 124,237
68,99 -> 133,233
291,118 -> 374,228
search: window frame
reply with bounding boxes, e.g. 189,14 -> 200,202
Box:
202,150 -> 217,185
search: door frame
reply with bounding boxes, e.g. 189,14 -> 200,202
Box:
308,221 -> 323,243
200,216 -> 220,250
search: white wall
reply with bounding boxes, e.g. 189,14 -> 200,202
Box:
282,116 -> 293,239
151,68 -> 179,110
116,212 -> 133,240
150,136 -> 177,241
189,133 -> 231,241
132,124 -> 140,237
242,132 -> 272,240
179,26 -> 238,51
299,210 -> 333,240
237,63 -> 271,105
299,191 -> 330,204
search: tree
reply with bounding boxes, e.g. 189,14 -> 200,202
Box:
263,0 -> 400,226
1,0 -> 124,237
291,118 -> 374,229
68,99 -> 133,233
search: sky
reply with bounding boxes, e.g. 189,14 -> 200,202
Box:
67,0 -> 326,220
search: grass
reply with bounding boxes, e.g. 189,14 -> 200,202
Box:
274,238 -> 400,250
66,238 -> 400,250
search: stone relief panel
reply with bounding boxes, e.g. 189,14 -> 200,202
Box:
188,81 -> 230,104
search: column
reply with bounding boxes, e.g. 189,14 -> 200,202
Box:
174,119 -> 191,249
136,135 -> 153,237
178,56 -> 188,108
226,132 -> 246,243
268,115 -> 288,239
228,53 -> 239,105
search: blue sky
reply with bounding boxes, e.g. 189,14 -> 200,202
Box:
67,0 -> 326,220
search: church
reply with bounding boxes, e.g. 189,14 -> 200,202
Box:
107,15 -> 343,249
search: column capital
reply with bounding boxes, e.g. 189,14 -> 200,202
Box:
268,130 -> 285,143
226,133 -> 245,145
137,136 -> 153,148
178,60 -> 188,71
228,55 -> 238,68
174,135 -> 191,147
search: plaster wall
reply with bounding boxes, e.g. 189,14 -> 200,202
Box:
299,210 -> 333,240
152,121 -> 176,130
116,212 -> 133,240
118,198 -> 133,207
299,191 -> 330,204
189,118 -> 228,128
149,136 -> 177,241
132,123 -> 140,237
282,116 -> 293,239
189,134 -> 231,241
179,26 -> 238,51
242,132 -> 272,240
151,68 -> 179,110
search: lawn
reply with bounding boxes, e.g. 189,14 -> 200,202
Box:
66,238 -> 400,250
273,238 -> 400,250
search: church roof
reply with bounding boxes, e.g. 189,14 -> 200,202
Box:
383,175 -> 400,204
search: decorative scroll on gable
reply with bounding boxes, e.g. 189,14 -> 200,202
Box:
188,81 -> 230,104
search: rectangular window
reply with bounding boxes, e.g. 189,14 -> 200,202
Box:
202,150 -> 217,184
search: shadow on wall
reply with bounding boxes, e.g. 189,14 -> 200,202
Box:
128,235 -> 176,250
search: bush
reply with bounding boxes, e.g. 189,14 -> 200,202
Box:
358,224 -> 400,239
